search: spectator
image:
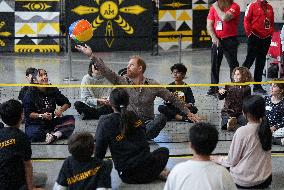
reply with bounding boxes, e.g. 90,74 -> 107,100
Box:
211,95 -> 272,188
74,61 -> 113,120
18,67 -> 37,101
265,79 -> 284,145
95,88 -> 170,183
158,64 -> 198,122
23,69 -> 75,144
53,132 -> 112,190
243,0 -> 274,94
206,0 -> 240,95
218,67 -> 252,130
76,44 -> 200,140
164,122 -> 237,190
0,99 -> 47,190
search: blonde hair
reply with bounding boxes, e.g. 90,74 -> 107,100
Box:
232,67 -> 253,83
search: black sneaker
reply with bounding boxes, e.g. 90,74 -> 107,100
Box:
253,87 -> 267,94
207,87 -> 218,96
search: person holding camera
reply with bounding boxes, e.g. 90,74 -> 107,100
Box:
243,0 -> 274,94
207,0 -> 240,96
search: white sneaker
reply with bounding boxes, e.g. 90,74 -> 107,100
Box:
45,133 -> 57,144
273,128 -> 284,138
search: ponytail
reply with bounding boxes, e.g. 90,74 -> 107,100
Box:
243,95 -> 272,151
119,106 -> 137,136
258,117 -> 272,151
109,88 -> 138,137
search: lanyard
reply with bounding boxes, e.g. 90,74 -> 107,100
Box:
259,1 -> 269,17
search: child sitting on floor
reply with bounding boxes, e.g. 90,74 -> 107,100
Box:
211,95 -> 272,189
164,122 -> 237,190
0,99 -> 47,190
218,67 -> 252,130
158,64 -> 198,122
54,132 -> 112,190
265,79 -> 284,146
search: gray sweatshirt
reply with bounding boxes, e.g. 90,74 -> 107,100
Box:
216,123 -> 272,187
80,74 -> 112,109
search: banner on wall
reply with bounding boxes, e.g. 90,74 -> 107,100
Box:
0,0 -> 61,53
158,0 -> 193,50
66,0 -> 153,51
158,0 -> 211,50
192,9 -> 210,48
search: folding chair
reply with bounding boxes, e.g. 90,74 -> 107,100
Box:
265,31 -> 283,79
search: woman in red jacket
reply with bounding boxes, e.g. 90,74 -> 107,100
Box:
243,0 -> 274,94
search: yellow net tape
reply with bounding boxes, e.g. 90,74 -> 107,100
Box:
0,80 -> 283,88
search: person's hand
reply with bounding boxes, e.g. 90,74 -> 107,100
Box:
218,88 -> 226,95
42,112 -> 52,120
270,126 -> 277,133
187,112 -> 201,123
75,44 -> 93,58
54,108 -> 64,118
212,37 -> 220,47
210,155 -> 222,163
97,98 -> 110,106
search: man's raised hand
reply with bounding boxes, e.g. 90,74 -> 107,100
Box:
75,44 -> 93,58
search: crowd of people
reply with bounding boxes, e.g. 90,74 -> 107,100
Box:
0,0 -> 284,189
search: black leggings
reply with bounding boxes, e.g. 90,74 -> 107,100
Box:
236,175 -> 272,189
119,147 -> 169,184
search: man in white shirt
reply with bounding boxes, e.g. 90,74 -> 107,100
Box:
164,122 -> 237,190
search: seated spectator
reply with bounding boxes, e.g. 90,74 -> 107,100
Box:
218,67 -> 252,130
265,79 -> 284,145
23,69 -> 75,144
18,67 -> 37,101
0,99 -> 47,190
211,95 -> 272,189
53,132 -> 112,190
164,122 -> 237,190
95,88 -> 170,184
74,61 -> 113,120
158,64 -> 198,122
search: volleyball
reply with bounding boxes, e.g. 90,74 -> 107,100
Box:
69,19 -> 93,43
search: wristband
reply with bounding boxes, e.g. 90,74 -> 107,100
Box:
38,114 -> 43,118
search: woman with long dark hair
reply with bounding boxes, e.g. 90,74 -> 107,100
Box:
23,69 -> 75,144
211,95 -> 272,189
95,88 -> 169,184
